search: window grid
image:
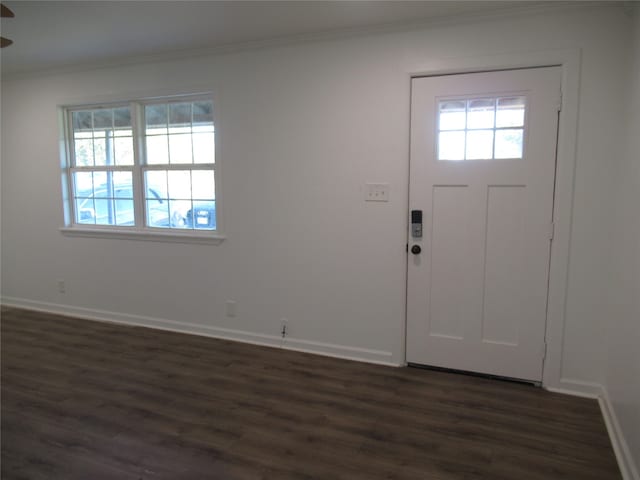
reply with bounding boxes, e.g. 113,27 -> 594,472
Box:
437,96 -> 526,161
71,106 -> 134,168
65,96 -> 217,232
144,101 -> 215,166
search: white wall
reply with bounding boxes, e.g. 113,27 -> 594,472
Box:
603,7 -> 640,478
0,7 -> 631,376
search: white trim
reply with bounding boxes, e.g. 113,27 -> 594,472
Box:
0,296 -> 396,367
57,86 -> 218,114
60,93 -> 223,241
283,337 -> 396,367
547,381 -> 640,480
1,2 -> 616,81
405,48 -> 582,393
542,50 -> 583,394
60,227 -> 225,245
599,387 -> 640,480
545,379 -> 602,399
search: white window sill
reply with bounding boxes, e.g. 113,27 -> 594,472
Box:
60,226 -> 226,245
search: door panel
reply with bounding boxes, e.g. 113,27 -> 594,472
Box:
430,185 -> 472,340
483,185 -> 527,346
406,67 -> 561,382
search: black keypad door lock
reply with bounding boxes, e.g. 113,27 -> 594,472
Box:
411,245 -> 421,255
411,210 -> 423,238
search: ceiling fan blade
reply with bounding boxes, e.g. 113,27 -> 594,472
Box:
0,4 -> 14,18
1,36 -> 13,48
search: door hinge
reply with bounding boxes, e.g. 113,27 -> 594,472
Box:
549,222 -> 555,241
541,342 -> 548,361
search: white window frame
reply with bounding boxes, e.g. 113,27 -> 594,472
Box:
436,94 -> 528,161
59,94 -> 224,245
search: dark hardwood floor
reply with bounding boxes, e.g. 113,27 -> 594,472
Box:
1,306 -> 621,480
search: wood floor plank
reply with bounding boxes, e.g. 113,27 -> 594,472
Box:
1,306 -> 621,479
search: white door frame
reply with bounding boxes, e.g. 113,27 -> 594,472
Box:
404,49 -> 588,395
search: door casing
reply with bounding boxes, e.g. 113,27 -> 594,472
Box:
407,67 -> 560,382
403,49 -> 586,394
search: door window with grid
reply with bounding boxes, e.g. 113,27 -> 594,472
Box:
437,96 -> 526,161
64,96 -> 218,234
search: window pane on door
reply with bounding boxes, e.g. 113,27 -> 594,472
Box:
438,96 -> 526,161
467,99 -> 495,129
466,130 -> 494,160
495,129 -> 524,159
496,97 -> 526,127
439,101 -> 466,130
438,131 -> 465,161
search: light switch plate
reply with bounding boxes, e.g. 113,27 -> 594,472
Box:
365,183 -> 390,202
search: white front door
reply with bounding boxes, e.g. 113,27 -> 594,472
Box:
406,67 -> 561,382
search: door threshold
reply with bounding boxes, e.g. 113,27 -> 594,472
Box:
407,363 -> 541,387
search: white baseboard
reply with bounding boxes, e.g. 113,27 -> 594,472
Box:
1,296 -> 398,367
599,387 -> 640,480
545,377 -> 603,398
546,378 -> 639,479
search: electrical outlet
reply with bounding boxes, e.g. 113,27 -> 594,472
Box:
57,279 -> 66,294
280,318 -> 288,338
225,300 -> 237,318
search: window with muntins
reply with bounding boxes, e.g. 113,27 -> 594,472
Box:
64,96 -> 218,235
437,96 -> 526,161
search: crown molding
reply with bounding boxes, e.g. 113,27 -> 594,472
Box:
1,1 -> 625,81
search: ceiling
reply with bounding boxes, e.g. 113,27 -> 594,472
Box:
0,1 -> 594,77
